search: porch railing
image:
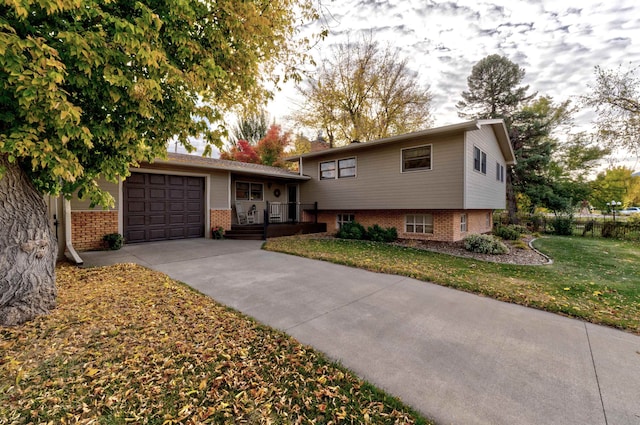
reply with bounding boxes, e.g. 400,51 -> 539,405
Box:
263,201 -> 318,225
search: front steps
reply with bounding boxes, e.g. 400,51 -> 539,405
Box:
223,224 -> 264,240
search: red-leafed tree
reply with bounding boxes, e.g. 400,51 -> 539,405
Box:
222,124 -> 291,168
256,124 -> 291,167
220,140 -> 260,164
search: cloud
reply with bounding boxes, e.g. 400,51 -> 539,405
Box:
268,0 -> 640,132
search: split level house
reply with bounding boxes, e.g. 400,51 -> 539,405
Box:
48,119 -> 515,261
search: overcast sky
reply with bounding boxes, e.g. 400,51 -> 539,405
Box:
268,0 -> 639,156
183,0 -> 640,168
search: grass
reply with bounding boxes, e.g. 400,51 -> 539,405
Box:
0,264 -> 432,424
264,236 -> 640,334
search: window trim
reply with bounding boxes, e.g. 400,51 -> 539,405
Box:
401,144 -> 433,173
319,160 -> 337,180
473,146 -> 487,175
496,162 -> 505,183
460,213 -> 468,233
235,181 -> 264,201
320,157 -> 358,180
404,214 -> 434,234
481,152 -> 487,174
337,213 -> 355,229
338,157 -> 357,178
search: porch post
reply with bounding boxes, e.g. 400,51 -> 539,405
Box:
314,201 -> 318,224
263,201 -> 269,240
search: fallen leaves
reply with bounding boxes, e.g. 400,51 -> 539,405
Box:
0,263 -> 428,424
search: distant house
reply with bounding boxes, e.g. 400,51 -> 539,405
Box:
51,119 -> 514,257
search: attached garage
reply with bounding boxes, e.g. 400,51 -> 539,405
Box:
123,172 -> 205,243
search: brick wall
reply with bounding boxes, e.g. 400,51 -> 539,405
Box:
468,210 -> 493,234
210,209 -> 232,233
71,211 -> 118,251
317,209 -> 493,242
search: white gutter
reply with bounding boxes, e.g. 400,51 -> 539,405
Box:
64,199 -> 83,265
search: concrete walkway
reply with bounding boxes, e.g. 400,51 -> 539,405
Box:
81,239 -> 640,425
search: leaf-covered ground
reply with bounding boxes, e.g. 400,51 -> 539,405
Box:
264,236 -> 640,334
0,264 -> 431,425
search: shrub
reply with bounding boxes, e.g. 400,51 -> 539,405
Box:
550,216 -> 573,236
366,224 -> 398,243
494,225 -> 521,240
103,233 -> 124,250
511,239 -> 529,250
511,224 -> 530,235
336,221 -> 366,240
601,222 -> 624,239
463,234 -> 509,255
529,213 -> 545,232
211,226 -> 224,239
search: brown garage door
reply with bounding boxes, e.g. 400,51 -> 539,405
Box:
124,173 -> 205,243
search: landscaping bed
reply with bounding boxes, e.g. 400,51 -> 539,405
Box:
393,236 -> 550,265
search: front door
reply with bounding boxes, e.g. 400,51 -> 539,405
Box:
287,184 -> 298,222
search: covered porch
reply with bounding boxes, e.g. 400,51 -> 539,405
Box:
225,201 -> 326,240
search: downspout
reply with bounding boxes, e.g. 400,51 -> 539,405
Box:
64,199 -> 83,265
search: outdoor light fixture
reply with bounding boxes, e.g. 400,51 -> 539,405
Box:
606,200 -> 622,222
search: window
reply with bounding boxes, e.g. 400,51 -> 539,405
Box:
473,147 -> 481,171
235,181 -> 263,201
460,213 -> 467,233
405,214 -> 433,234
402,145 -> 432,172
321,158 -> 357,179
486,212 -> 492,228
338,158 -> 356,178
337,213 -> 355,229
474,147 -> 487,174
496,163 -> 504,182
320,161 -> 336,180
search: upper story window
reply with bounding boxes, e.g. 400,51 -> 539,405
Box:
320,161 -> 336,179
496,163 -> 505,183
474,146 -> 487,174
402,145 -> 432,172
236,181 -> 263,201
321,158 -> 356,179
338,158 -> 357,178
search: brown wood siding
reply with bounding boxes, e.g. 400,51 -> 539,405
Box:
464,126 -> 507,209
300,135 -> 465,210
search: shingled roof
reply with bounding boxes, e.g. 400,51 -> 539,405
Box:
149,152 -> 308,180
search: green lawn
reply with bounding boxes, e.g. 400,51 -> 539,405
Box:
264,236 -> 640,334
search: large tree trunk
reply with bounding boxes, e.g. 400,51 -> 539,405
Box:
0,154 -> 57,326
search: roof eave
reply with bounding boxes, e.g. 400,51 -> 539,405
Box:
286,120 -> 481,161
477,120 -> 516,165
149,157 -> 310,180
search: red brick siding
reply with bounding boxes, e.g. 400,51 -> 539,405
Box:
71,211 -> 118,251
317,209 -> 493,242
210,209 -> 232,233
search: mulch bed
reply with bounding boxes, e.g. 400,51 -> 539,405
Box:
393,236 -> 551,265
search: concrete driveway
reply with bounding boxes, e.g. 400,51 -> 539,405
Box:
81,239 -> 640,425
